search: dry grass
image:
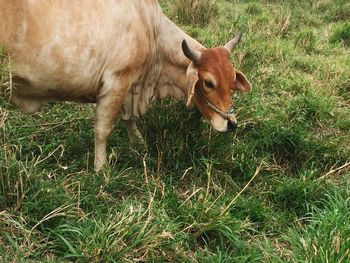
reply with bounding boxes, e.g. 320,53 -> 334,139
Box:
0,52 -> 12,101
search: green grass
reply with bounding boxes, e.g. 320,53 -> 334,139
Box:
330,22 -> 350,47
1,0 -> 350,262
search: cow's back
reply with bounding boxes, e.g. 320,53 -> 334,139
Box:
0,0 -> 158,101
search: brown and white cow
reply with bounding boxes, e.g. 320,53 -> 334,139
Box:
0,0 -> 251,171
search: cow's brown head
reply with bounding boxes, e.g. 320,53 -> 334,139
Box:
182,33 -> 251,132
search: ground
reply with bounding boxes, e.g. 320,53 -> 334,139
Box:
0,0 -> 349,262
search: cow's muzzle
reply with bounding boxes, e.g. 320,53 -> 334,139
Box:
197,89 -> 237,132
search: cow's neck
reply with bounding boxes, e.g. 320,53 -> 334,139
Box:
119,12 -> 204,120
155,15 -> 204,99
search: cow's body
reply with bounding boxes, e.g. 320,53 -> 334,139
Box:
0,0 -> 190,116
0,0 -> 251,170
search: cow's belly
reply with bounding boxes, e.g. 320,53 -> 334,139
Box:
11,56 -> 103,101
9,70 -> 100,113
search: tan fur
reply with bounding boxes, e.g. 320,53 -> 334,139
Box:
0,0 -> 251,171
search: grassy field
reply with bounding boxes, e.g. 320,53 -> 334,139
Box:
1,0 -> 349,262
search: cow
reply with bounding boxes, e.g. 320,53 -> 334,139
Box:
0,0 -> 251,171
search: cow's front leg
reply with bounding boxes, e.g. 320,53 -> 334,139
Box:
124,120 -> 146,146
94,96 -> 119,171
94,78 -> 131,171
94,68 -> 138,171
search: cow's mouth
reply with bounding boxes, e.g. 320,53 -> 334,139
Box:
210,114 -> 237,132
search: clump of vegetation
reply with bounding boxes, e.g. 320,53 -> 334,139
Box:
0,49 -> 12,100
287,191 -> 350,263
170,0 -> 218,27
330,22 -> 350,46
319,0 -> 350,22
294,27 -> 317,53
270,178 -> 328,216
245,3 -> 262,15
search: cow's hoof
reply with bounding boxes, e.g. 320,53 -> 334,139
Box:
129,137 -> 148,153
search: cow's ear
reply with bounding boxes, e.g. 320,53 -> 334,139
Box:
233,70 -> 251,92
186,62 -> 199,107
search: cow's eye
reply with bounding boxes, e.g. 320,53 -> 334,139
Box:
204,79 -> 215,89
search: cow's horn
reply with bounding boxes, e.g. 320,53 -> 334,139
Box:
182,39 -> 201,63
224,32 -> 242,53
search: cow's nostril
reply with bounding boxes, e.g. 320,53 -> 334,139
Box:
227,120 -> 237,131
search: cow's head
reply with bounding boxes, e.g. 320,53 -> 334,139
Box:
182,33 -> 251,132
